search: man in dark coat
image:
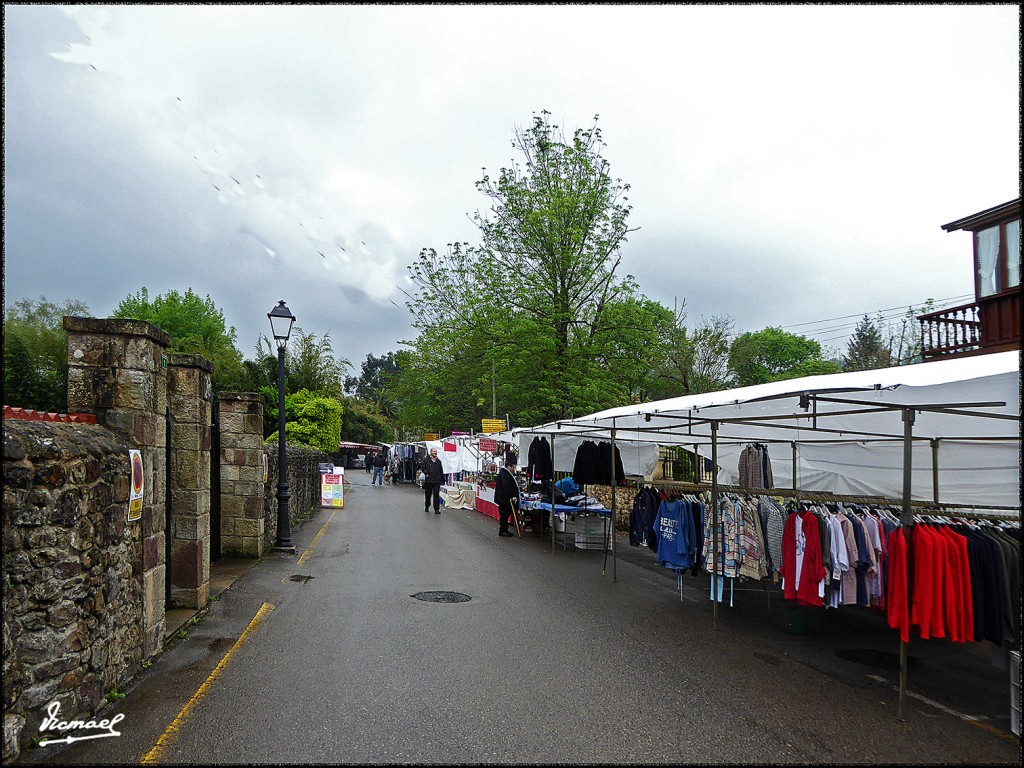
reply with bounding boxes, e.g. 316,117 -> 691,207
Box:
421,447 -> 445,514
494,455 -> 521,537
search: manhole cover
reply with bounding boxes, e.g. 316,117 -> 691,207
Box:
836,648 -> 914,669
412,591 -> 471,603
289,574 -> 315,584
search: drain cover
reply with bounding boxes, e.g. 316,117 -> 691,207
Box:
412,591 -> 471,603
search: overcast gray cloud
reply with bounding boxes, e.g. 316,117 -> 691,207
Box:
3,4 -> 1019,373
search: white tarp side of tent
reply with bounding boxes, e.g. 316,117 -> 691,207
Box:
711,439 -> 1021,507
516,351 -> 1021,507
423,439 -> 481,474
513,432 -> 660,477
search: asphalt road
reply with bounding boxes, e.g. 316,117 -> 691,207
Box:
19,473 -> 1020,765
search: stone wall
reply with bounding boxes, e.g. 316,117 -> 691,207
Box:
64,316 -> 170,659
3,421 -> 141,757
585,485 -> 636,530
264,443 -> 331,551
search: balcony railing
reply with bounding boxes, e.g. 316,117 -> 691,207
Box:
919,301 -> 981,358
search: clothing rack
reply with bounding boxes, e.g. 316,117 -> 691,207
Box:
628,479 -> 1020,520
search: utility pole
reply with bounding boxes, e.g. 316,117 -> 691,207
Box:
492,360 -> 496,418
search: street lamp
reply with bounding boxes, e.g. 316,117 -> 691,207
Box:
268,300 -> 296,552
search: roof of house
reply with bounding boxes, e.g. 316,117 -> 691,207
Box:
941,198 -> 1020,232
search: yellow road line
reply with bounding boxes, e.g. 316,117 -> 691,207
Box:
296,508 -> 337,567
140,602 -> 274,765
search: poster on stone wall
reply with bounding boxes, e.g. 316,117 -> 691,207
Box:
129,449 -> 144,521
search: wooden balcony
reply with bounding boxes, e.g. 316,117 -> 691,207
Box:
919,289 -> 1021,360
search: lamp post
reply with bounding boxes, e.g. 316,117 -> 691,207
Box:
268,300 -> 296,552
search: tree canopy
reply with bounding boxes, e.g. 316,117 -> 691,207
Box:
728,327 -> 840,387
345,352 -> 400,418
397,111 -> 673,433
3,296 -> 90,412
112,287 -> 248,391
265,389 -> 343,453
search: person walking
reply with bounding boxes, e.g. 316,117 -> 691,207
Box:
364,453 -> 373,475
494,455 -> 521,537
421,447 -> 445,513
371,450 -> 387,486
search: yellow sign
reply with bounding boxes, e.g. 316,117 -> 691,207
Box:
481,419 -> 505,434
423,433 -> 439,441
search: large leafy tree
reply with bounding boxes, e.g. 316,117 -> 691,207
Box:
3,296 -> 90,412
728,327 -> 840,387
112,288 -> 248,391
647,306 -> 735,399
345,352 -> 400,417
400,111 -> 667,431
338,397 -> 391,445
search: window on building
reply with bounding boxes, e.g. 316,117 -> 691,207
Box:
975,217 -> 1021,297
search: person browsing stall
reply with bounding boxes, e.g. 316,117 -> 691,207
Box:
421,447 -> 445,514
494,455 -> 521,538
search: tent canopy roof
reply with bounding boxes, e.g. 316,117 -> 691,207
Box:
519,351 -> 1020,507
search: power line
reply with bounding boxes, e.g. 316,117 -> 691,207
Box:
780,294 -> 973,333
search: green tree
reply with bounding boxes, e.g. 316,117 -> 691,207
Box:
728,327 -> 840,387
339,397 -> 392,444
265,389 -> 342,453
3,296 -> 90,412
279,327 -> 350,399
647,306 -> 735,399
345,352 -> 400,417
255,327 -> 351,441
843,315 -> 892,371
401,111 -> 665,431
112,288 -> 248,391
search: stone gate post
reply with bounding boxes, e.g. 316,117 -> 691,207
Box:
63,317 -> 170,658
216,393 -> 266,557
167,354 -> 213,609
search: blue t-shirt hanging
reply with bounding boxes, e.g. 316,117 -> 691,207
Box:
654,499 -> 696,572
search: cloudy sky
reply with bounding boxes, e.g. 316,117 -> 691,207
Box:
4,4 -> 1020,374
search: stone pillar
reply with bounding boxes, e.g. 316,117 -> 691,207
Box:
217,393 -> 265,557
167,354 -> 213,609
64,316 -> 170,659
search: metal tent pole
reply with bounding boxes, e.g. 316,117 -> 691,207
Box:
898,407 -> 916,720
611,424 -> 617,583
550,434 -> 556,554
711,420 -> 719,631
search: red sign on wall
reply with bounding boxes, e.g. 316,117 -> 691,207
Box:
479,439 -> 498,452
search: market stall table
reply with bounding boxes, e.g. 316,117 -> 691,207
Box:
519,499 -> 612,548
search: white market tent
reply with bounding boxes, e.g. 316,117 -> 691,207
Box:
423,436 -> 483,475
495,429 -> 661,479
517,350 -> 1020,718
521,350 -> 1020,508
